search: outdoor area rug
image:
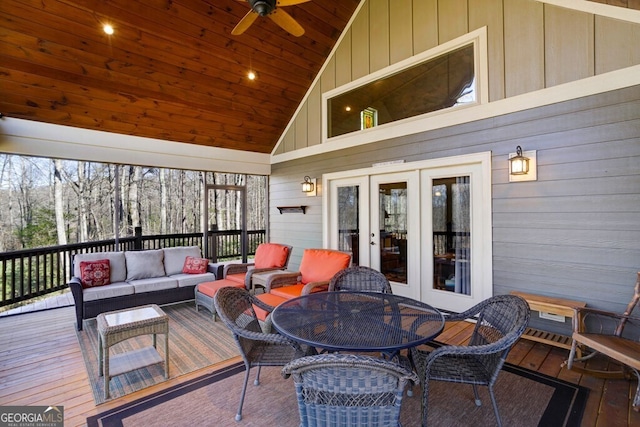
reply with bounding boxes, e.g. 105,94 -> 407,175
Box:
76,301 -> 239,405
86,361 -> 587,427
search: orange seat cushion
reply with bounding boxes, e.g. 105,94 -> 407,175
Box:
254,243 -> 290,269
254,293 -> 287,321
299,249 -> 351,284
225,273 -> 246,285
196,279 -> 244,298
270,283 -> 328,299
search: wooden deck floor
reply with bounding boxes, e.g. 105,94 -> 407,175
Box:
0,302 -> 638,426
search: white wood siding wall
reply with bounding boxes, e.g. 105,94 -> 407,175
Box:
270,84 -> 640,324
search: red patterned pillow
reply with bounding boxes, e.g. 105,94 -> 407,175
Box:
182,256 -> 208,274
80,259 -> 111,289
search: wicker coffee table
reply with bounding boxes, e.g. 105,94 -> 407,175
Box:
97,304 -> 169,399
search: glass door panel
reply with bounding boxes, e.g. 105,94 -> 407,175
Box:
337,185 -> 360,266
432,177 -> 470,294
327,176 -> 369,267
377,182 -> 408,284
370,171 -> 418,298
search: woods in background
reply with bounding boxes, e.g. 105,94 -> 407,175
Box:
0,154 -> 266,251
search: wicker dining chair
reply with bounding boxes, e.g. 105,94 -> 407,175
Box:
411,295 -> 530,427
282,353 -> 419,427
214,286 -> 313,422
328,266 -> 393,293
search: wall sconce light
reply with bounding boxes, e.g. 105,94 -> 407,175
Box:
508,146 -> 537,182
301,176 -> 316,196
509,146 -> 529,175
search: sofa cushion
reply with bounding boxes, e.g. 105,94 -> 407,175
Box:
125,249 -> 165,281
170,272 -> 216,288
128,277 -> 178,293
270,283 -> 328,299
196,279 -> 245,298
299,249 -> 351,284
254,243 -> 290,269
74,252 -> 126,284
254,293 -> 287,322
83,281 -> 135,302
163,246 -> 202,275
79,259 -> 111,289
182,256 -> 208,274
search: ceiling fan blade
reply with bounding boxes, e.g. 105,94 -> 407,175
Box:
269,8 -> 305,37
277,0 -> 311,6
231,10 -> 259,35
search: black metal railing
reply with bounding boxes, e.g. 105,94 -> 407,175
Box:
0,228 -> 266,307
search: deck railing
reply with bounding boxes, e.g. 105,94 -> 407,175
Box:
0,228 -> 265,307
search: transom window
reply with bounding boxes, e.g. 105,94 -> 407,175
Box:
326,44 -> 475,138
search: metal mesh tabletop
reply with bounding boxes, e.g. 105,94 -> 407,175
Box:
271,291 -> 444,353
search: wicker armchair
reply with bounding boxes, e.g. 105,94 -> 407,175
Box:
328,266 -> 392,293
195,243 -> 292,320
282,353 -> 419,427
214,286 -> 312,422
411,295 -> 530,427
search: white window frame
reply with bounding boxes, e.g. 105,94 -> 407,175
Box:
321,27 -> 489,146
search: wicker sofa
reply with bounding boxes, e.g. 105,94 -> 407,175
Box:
69,246 -> 215,330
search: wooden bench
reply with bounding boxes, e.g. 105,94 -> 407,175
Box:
511,291 -> 587,353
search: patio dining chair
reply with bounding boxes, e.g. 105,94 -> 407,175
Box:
214,286 -> 313,422
411,295 -> 530,427
282,353 -> 419,427
329,265 -> 392,293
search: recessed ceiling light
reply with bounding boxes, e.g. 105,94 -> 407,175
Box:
103,24 -> 114,35
345,106 -> 351,112
247,71 -> 256,80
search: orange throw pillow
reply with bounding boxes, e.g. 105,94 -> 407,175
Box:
80,259 -> 111,289
299,249 -> 350,284
182,256 -> 208,274
254,244 -> 289,269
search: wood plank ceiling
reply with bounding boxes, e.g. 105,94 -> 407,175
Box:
0,0 -> 360,154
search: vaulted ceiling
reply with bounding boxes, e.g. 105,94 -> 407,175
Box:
1,0 -> 361,154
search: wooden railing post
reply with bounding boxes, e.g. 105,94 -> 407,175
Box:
134,227 -> 143,250
209,224 -> 219,263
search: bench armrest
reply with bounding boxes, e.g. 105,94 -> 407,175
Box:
68,277 -> 83,302
68,277 -> 84,331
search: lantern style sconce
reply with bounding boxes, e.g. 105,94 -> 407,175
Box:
301,176 -> 317,196
508,146 -> 537,182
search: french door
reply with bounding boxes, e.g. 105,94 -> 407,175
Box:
369,172 -> 419,298
326,171 -> 418,299
325,153 -> 492,312
420,162 -> 490,312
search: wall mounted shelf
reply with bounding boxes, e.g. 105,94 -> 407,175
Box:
277,206 -> 307,214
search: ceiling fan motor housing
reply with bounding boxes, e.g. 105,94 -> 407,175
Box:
249,0 -> 276,16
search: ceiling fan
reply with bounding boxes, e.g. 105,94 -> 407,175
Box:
232,0 -> 310,37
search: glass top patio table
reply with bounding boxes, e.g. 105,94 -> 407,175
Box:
271,291 -> 445,353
